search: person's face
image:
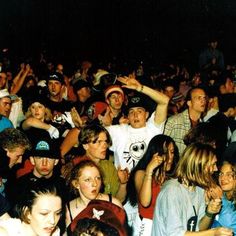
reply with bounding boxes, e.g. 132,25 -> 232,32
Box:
106,92 -> 124,111
205,155 -> 218,175
0,97 -> 12,117
83,132 -> 109,162
225,78 -> 235,93
77,87 -> 91,103
48,80 -> 62,97
30,102 -> 46,121
164,86 -> 175,99
188,89 -> 207,114
28,194 -> 62,236
0,72 -> 7,89
128,107 -> 148,128
5,146 -> 25,168
219,163 -> 236,193
30,157 -> 58,178
165,142 -> 175,172
209,41 -> 218,49
76,166 -> 102,200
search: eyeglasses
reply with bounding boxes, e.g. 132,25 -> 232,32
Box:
218,172 -> 235,179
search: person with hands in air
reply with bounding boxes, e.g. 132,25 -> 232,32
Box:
127,134 -> 179,236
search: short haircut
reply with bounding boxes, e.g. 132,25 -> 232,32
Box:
0,128 -> 31,151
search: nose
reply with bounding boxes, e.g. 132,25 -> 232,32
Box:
91,179 -> 98,187
48,213 -> 56,226
42,158 -> 48,166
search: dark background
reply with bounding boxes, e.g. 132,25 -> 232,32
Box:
1,0 -> 236,70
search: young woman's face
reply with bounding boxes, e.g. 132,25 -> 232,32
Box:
30,102 -> 46,121
28,194 -> 62,236
83,132 -> 109,162
165,142 -> 175,172
77,166 -> 102,201
219,163 -> 236,193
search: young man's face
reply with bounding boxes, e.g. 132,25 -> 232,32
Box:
30,156 -> 58,178
48,80 -> 62,98
188,88 -> 207,114
128,107 -> 149,128
106,92 -> 124,111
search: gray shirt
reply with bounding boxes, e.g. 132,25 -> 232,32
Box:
151,179 -> 205,236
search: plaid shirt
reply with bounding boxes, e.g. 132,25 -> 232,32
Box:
164,109 -> 191,155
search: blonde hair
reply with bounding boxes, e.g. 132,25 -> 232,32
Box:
25,106 -> 52,122
175,142 -> 216,189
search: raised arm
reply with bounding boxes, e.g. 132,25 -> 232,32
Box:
118,75 -> 169,125
10,64 -> 31,94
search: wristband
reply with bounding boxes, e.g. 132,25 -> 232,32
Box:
139,85 -> 144,92
205,211 -> 214,218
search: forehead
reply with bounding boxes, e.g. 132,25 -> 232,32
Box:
0,97 -> 11,102
30,102 -> 44,107
33,194 -> 61,210
129,107 -> 146,112
48,80 -> 61,85
0,73 -> 7,78
191,88 -> 205,97
79,166 -> 100,176
220,163 -> 233,172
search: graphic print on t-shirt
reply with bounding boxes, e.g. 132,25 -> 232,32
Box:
123,139 -> 147,170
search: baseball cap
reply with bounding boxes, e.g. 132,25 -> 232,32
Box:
70,199 -> 127,236
30,139 -> 59,159
104,85 -> 124,100
127,93 -> 147,111
0,89 -> 17,100
48,72 -> 64,84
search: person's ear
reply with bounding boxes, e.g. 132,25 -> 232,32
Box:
83,144 -> 88,151
145,111 -> 149,119
29,156 -> 35,165
187,100 -> 191,107
72,180 -> 79,190
22,206 -> 31,224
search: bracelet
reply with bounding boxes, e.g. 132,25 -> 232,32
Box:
139,85 -> 144,92
144,172 -> 153,180
205,210 -> 214,218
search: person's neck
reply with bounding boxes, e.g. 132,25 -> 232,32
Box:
50,95 -> 61,102
225,190 -> 234,200
33,170 -> 53,179
189,109 -> 202,122
109,107 -> 121,117
87,154 -> 100,164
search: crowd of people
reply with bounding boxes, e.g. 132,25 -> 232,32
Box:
0,36 -> 235,236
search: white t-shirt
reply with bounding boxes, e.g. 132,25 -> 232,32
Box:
106,112 -> 165,171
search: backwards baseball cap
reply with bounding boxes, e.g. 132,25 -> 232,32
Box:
30,139 -> 59,159
104,85 -> 124,100
127,93 -> 147,111
48,72 -> 64,84
70,199 -> 127,236
0,88 -> 17,100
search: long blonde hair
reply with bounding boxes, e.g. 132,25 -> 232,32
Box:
175,142 -> 217,189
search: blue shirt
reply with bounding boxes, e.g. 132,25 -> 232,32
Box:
212,195 -> 236,234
